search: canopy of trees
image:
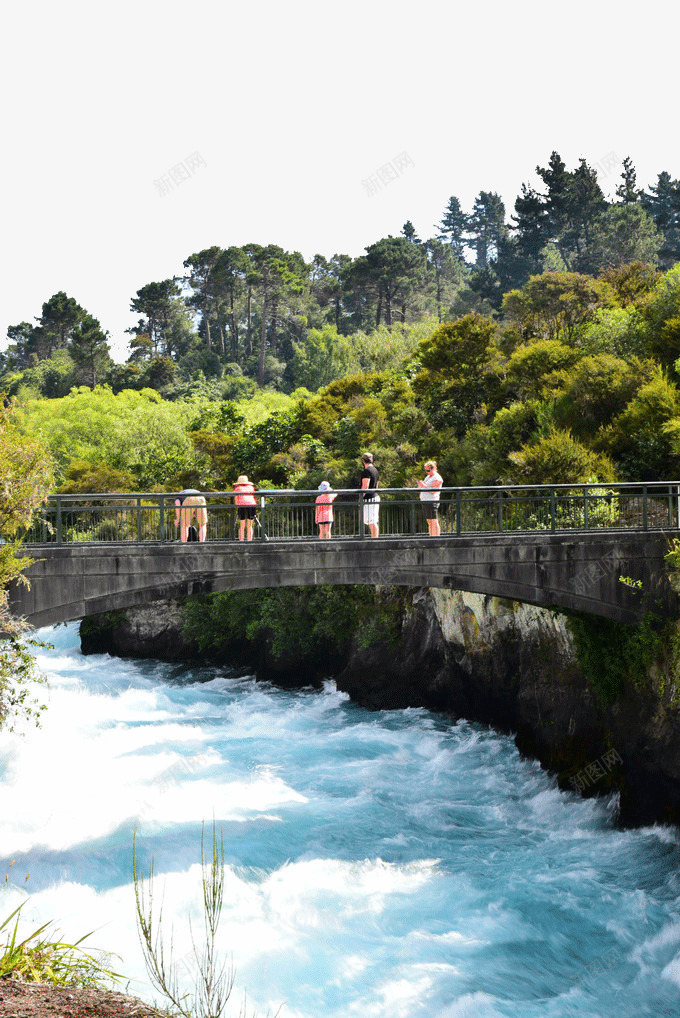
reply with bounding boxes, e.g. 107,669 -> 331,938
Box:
3,257 -> 678,498
3,151 -> 677,402
0,150 -> 678,501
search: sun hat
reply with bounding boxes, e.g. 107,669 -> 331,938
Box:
318,481 -> 331,491
235,475 -> 249,484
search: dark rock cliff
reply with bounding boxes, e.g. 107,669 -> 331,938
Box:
79,589 -> 680,828
335,589 -> 680,827
80,603 -> 198,660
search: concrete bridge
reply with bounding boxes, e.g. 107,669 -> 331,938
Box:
9,530 -> 677,628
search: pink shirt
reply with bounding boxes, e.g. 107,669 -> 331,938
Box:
315,492 -> 336,523
234,483 -> 256,506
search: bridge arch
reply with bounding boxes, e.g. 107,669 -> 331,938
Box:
10,531 -> 676,628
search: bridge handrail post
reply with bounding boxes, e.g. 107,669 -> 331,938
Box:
159,495 -> 166,542
583,485 -> 589,530
456,489 -> 461,536
136,497 -> 142,542
56,495 -> 63,545
260,495 -> 266,542
642,485 -> 648,531
358,492 -> 364,539
550,488 -> 556,532
498,492 -> 503,532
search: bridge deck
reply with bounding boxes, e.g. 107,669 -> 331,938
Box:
11,530 -> 677,628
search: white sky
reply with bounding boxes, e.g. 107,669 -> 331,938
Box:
1,0 -> 678,363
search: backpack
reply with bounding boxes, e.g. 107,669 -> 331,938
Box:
187,525 -> 199,542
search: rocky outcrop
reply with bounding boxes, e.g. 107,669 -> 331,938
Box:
79,589 -> 680,827
79,602 -> 199,660
336,589 -> 680,827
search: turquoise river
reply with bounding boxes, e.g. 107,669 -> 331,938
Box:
2,624 -> 680,1017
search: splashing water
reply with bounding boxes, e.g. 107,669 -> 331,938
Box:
1,623 -> 680,1017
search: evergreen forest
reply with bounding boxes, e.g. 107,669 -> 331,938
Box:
3,151 -> 680,496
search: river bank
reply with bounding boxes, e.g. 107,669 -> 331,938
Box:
0,982 -> 159,1018
79,588 -> 680,828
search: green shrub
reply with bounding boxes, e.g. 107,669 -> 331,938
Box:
566,612 -> 664,706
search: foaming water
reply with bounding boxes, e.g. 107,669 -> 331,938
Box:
2,624 -> 680,1017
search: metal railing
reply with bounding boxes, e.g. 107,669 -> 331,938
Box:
17,482 -> 680,546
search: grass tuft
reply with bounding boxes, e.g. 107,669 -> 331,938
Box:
0,899 -> 122,988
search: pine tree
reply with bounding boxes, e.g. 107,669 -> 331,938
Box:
642,171 -> 680,269
519,152 -> 607,271
128,280 -> 186,359
616,156 -> 640,203
183,247 -> 223,350
363,236 -> 427,326
511,183 -> 550,270
34,292 -> 85,360
467,191 -> 507,268
536,151 -> 573,245
401,221 -> 422,244
424,238 -> 465,322
566,159 -> 608,271
435,196 -> 468,260
69,314 -> 112,388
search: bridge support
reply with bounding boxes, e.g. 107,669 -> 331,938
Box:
9,532 -> 677,628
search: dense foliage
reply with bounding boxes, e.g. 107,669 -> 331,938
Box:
2,151 -> 679,400
0,405 -> 54,729
182,585 -> 406,676
3,258 -> 680,495
566,612 -> 665,707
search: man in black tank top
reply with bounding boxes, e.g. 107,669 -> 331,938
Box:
360,452 -> 380,538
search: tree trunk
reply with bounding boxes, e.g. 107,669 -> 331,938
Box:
258,285 -> 268,387
204,302 -> 212,349
270,298 -> 278,355
435,264 -> 443,323
246,287 -> 252,356
230,293 -> 238,362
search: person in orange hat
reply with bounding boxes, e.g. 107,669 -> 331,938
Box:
315,480 -> 337,539
233,474 -> 257,541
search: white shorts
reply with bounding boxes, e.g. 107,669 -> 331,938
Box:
363,495 -> 380,525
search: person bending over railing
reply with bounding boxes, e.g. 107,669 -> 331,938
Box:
174,489 -> 207,542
